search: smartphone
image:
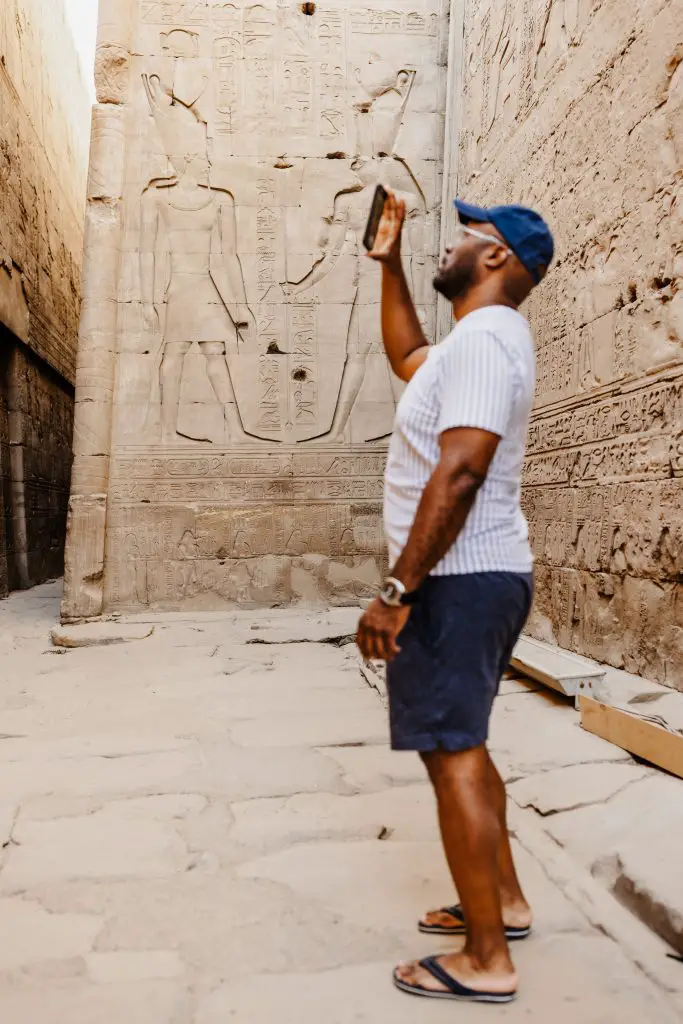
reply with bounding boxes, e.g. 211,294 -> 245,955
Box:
363,184 -> 389,251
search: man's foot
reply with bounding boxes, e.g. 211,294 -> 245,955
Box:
394,951 -> 517,1002
420,901 -> 532,938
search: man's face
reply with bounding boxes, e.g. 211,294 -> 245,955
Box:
433,221 -> 501,300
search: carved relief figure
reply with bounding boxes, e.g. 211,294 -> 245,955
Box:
141,73 -> 256,445
284,69 -> 427,441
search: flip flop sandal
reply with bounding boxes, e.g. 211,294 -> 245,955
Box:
418,903 -> 531,940
393,956 -> 517,1004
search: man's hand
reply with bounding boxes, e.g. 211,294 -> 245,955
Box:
356,598 -> 410,662
367,192 -> 406,266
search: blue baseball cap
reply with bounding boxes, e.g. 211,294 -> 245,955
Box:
454,200 -> 554,284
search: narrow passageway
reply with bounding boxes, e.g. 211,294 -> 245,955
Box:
0,583 -> 681,1022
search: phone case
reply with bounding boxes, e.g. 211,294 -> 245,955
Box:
363,185 -> 389,251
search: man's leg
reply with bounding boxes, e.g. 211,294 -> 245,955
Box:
485,748 -> 531,925
420,747 -> 531,932
395,745 -> 517,995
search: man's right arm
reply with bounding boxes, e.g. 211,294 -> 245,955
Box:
369,192 -> 430,382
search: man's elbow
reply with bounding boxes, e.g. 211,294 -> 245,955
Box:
440,461 -> 487,501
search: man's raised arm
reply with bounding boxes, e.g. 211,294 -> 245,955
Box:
368,192 -> 430,382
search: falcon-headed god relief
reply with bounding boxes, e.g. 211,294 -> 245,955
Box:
282,68 -> 428,442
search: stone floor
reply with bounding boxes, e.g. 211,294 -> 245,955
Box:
1,581 -> 682,1022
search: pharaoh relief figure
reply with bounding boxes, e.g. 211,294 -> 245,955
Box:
283,67 -> 428,442
140,67 -> 255,445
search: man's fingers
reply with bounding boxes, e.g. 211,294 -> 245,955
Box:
356,622 -> 377,660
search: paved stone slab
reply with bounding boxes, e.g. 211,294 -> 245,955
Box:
229,709 -> 388,749
0,733 -> 195,762
239,840 -> 453,936
0,804 -> 16,847
198,743 -> 352,800
316,745 -> 427,792
34,874 -> 406,984
0,748 -> 203,804
1,798 -> 193,891
197,932 -> 682,1024
0,898 -> 102,972
1,981 -> 189,1024
230,785 -> 439,853
610,837 -> 683,955
490,690 -> 632,777
509,762 -> 652,815
86,951 -> 184,982
546,774 -> 683,953
238,835 -> 587,940
2,586 -> 682,1019
128,608 -> 362,644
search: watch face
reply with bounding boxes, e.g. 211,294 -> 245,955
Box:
381,582 -> 401,605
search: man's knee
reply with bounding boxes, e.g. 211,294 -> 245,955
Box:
421,745 -> 489,791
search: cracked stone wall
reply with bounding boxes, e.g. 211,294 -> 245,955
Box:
0,0 -> 90,595
63,0 -> 450,618
453,0 -> 683,689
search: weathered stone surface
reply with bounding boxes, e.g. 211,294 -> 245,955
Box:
228,708 -> 388,749
609,838 -> 683,955
489,690 -> 632,778
0,2 -> 89,599
1,585 -> 682,1018
62,0 -> 447,616
545,774 -> 683,952
318,745 -> 426,792
0,805 -> 16,848
0,898 -> 101,972
50,622 -> 155,648
86,951 -> 184,983
453,0 -> 683,689
1,798 -> 193,891
509,762 -> 652,816
0,981 -> 189,1024
197,934 -> 683,1024
230,786 -> 439,853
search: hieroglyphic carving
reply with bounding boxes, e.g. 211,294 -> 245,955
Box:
283,67 -> 427,441
69,0 -> 445,612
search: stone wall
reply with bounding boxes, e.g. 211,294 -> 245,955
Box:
0,0 -> 90,595
63,0 -> 450,617
454,0 -> 683,688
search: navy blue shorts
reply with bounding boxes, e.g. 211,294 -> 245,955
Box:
386,572 -> 533,752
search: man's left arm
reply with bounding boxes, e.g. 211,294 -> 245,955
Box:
356,427 -> 500,661
356,329 -> 516,662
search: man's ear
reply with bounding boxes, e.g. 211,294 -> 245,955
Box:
483,245 -> 509,271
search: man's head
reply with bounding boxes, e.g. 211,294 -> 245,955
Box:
433,201 -> 554,307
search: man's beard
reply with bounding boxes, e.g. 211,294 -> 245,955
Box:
433,254 -> 477,301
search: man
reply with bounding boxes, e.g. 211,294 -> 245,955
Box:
356,193 -> 554,1003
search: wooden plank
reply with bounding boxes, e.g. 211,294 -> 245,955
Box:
579,696 -> 683,780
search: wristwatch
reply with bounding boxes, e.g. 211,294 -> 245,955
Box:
378,576 -> 419,608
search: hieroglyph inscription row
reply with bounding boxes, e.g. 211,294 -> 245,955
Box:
526,377 -> 683,456
522,480 -> 683,579
109,449 -> 387,504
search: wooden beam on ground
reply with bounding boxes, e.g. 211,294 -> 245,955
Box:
579,696 -> 683,780
510,636 -> 605,701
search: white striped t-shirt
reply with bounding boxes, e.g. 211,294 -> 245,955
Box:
383,305 -> 536,576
